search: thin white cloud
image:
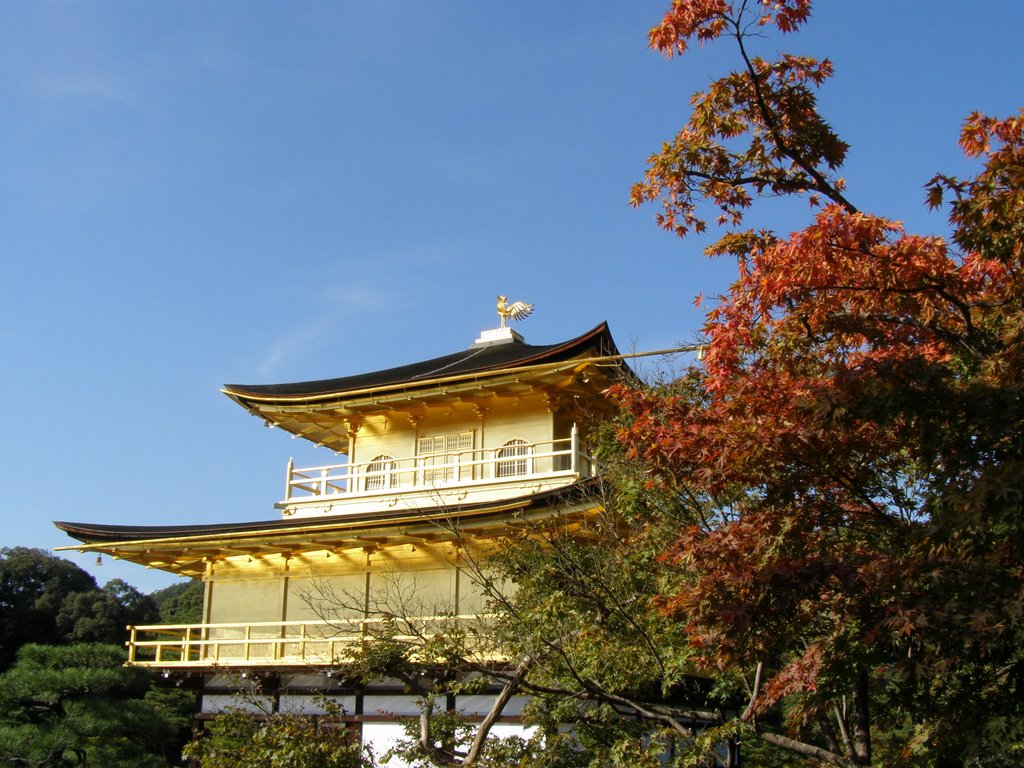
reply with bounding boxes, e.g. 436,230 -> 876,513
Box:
319,282 -> 392,313
45,72 -> 141,108
253,276 -> 412,378
252,254 -> 475,378
255,320 -> 330,379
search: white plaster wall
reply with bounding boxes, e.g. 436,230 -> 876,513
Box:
363,722 -> 409,767
362,695 -> 443,718
455,694 -> 529,717
201,693 -> 274,714
277,694 -> 357,715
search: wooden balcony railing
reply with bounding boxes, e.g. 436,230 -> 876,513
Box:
126,615 -> 497,668
283,426 -> 597,503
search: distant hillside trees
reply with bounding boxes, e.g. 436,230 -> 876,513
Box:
1,547 -> 207,672
151,578 -> 204,625
0,547 -> 160,671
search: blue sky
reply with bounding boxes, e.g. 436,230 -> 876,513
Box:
2,1 -> 1021,592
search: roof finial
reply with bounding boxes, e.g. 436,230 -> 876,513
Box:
497,295 -> 534,329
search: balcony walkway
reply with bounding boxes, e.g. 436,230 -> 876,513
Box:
278,427 -> 599,517
127,615 -> 498,669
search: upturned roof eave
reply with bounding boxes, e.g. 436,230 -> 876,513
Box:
223,358 -> 612,414
54,479 -> 604,550
53,481 -> 605,578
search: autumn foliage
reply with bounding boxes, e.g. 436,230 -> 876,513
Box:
614,1 -> 1024,765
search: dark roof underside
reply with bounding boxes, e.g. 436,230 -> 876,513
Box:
224,323 -> 619,399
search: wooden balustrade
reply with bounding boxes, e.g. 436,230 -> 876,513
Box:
282,428 -> 597,503
126,615 -> 498,668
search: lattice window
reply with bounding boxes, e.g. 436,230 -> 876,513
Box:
418,432 -> 473,454
496,439 -> 530,478
418,431 -> 474,484
365,455 -> 397,491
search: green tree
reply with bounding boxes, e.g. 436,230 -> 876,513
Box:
183,700 -> 372,768
479,475 -> 724,767
0,643 -> 192,767
314,464 -> 729,768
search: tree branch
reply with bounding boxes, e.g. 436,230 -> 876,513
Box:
833,702 -> 855,761
759,732 -> 858,768
584,682 -> 719,733
464,655 -> 534,764
741,661 -> 763,721
731,15 -> 858,214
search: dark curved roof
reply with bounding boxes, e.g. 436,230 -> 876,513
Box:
55,515 -> 343,544
224,322 -> 620,400
54,480 -> 603,546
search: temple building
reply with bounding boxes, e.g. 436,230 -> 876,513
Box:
55,311 -> 632,755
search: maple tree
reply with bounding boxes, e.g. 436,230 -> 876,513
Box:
612,1 -> 1024,765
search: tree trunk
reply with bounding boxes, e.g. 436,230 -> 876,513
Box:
850,668 -> 871,765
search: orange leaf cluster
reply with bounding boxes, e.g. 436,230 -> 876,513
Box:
650,1 -> 811,57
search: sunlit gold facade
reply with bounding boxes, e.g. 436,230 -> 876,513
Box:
57,324 -> 626,680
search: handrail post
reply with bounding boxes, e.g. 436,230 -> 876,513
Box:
285,457 -> 294,500
127,626 -> 137,663
571,423 -> 579,475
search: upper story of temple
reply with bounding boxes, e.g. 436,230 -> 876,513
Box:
223,320 -> 628,519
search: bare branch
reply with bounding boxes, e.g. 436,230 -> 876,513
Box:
741,661 -> 763,721
759,732 -> 858,768
464,655 -> 534,765
731,16 -> 857,214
